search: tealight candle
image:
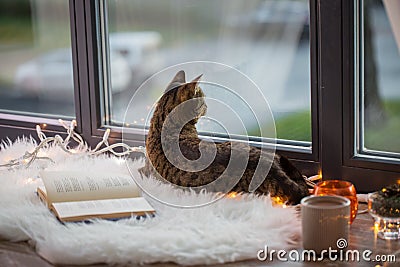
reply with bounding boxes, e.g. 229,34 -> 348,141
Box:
313,180 -> 358,224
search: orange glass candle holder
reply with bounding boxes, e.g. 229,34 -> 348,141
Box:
313,180 -> 358,224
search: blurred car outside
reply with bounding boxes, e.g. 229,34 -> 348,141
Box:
109,31 -> 162,78
14,31 -> 162,100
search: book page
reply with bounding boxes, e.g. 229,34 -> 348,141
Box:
51,197 -> 155,222
40,171 -> 140,204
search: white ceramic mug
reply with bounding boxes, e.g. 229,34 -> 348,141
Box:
301,195 -> 350,254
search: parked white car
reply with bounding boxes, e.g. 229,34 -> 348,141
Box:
14,48 -> 131,99
109,31 -> 162,72
14,31 -> 162,99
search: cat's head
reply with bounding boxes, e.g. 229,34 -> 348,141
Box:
158,70 -> 207,124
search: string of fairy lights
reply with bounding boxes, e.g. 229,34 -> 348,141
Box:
0,119 -> 145,169
0,119 -> 318,189
0,120 -> 376,213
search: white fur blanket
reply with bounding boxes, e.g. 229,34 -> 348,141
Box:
0,138 -> 301,265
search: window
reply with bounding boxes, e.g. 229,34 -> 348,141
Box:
341,0 -> 400,191
0,0 -> 399,191
0,0 -> 75,119
358,0 -> 400,156
104,0 -> 312,148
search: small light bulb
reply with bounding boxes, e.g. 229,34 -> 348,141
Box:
227,192 -> 237,198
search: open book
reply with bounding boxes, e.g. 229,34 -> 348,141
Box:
37,171 -> 155,222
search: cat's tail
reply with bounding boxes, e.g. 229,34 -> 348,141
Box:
277,155 -> 310,204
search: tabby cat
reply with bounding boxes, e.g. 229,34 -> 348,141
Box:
139,70 -> 309,204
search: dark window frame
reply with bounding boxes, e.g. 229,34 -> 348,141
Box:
341,0 -> 400,190
0,0 -> 399,192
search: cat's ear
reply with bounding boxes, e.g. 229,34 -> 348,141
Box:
190,74 -> 203,85
186,74 -> 203,97
165,70 -> 186,93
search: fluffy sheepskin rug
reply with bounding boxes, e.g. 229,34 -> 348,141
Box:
0,138 -> 301,265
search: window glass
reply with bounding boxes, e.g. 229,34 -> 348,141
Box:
361,0 -> 400,154
105,0 -> 311,143
0,0 -> 74,118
